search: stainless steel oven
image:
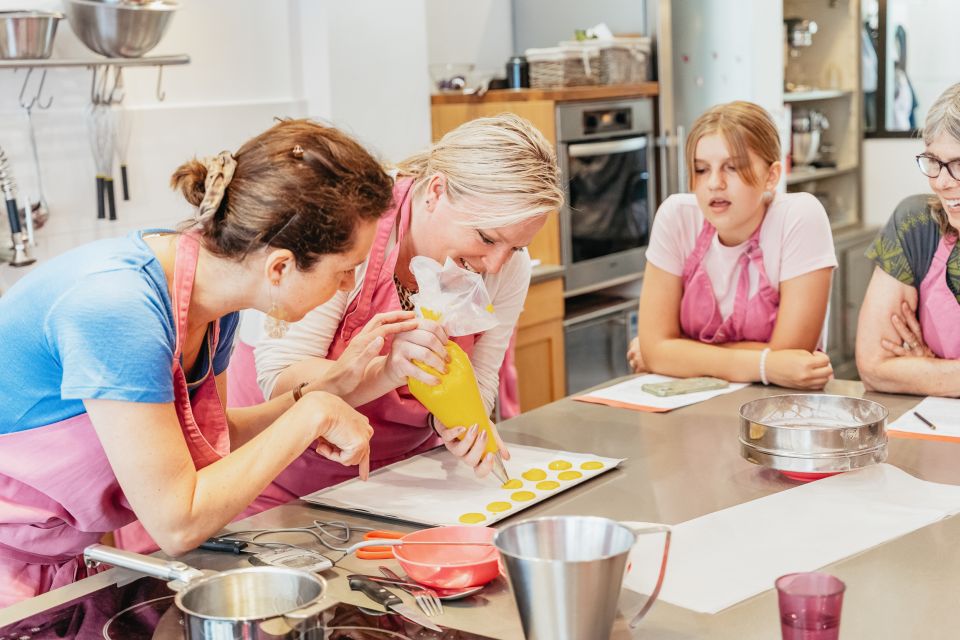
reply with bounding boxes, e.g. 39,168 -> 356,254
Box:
564,294 -> 638,395
557,98 -> 656,296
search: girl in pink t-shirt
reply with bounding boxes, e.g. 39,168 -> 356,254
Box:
627,101 -> 837,389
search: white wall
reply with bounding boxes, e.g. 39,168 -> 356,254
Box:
425,0 -> 514,76
861,139 -> 928,228
513,0 -> 648,53
318,1 -> 431,163
0,0 -> 433,291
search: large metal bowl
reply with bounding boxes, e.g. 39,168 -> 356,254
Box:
0,11 -> 64,60
739,394 -> 889,477
63,0 -> 177,58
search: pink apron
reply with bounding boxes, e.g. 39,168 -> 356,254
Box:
679,220 -> 780,344
918,234 -> 960,358
0,232 -> 230,605
243,178 -> 478,515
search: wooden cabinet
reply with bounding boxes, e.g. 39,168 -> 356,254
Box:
430,99 -> 561,267
514,277 -> 565,411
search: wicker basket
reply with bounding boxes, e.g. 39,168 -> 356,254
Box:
598,37 -> 651,84
525,45 -> 600,88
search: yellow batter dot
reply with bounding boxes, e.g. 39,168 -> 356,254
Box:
511,491 -> 536,502
501,479 -> 523,490
522,468 -> 547,481
536,480 -> 560,491
580,461 -> 605,471
458,512 -> 486,524
557,470 -> 583,481
487,501 -> 512,513
548,460 -> 572,470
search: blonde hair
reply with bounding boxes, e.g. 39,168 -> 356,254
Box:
685,101 -> 781,190
922,83 -> 960,236
395,113 -> 563,228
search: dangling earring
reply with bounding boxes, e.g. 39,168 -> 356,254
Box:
264,287 -> 289,339
762,190 -> 774,204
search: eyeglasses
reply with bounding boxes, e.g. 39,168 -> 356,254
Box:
916,154 -> 960,181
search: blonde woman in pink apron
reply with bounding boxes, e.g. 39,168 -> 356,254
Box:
0,120 -> 407,606
627,101 -> 837,388
236,114 -> 564,514
857,83 -> 960,395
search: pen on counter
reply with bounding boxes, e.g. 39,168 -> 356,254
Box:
913,411 -> 938,431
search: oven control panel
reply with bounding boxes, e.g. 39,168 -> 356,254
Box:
582,108 -> 633,135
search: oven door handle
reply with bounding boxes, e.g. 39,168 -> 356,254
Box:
568,137 -> 648,158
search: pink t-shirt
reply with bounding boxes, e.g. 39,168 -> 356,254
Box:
646,192 -> 837,320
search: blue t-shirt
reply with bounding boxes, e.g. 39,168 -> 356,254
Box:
0,230 -> 239,434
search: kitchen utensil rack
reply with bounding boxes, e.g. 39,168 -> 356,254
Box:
1,54 -> 189,106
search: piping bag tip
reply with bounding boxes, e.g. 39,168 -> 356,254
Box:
491,452 -> 510,485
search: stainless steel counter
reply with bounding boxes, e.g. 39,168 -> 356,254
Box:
4,380 -> 958,638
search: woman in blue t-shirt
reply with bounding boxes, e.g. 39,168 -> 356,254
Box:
0,119 -> 426,605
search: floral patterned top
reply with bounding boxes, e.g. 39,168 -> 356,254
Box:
865,194 -> 960,302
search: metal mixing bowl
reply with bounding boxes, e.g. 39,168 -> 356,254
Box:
739,394 -> 889,476
0,11 -> 64,60
63,0 -> 177,58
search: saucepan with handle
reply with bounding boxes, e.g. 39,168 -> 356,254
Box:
84,544 -> 332,639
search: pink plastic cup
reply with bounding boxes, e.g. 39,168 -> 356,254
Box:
776,572 -> 845,640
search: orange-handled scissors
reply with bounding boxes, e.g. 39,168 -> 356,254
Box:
354,530 -> 406,560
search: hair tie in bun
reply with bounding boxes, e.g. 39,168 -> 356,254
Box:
197,151 -> 237,221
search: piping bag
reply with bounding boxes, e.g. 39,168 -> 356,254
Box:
404,257 -> 510,483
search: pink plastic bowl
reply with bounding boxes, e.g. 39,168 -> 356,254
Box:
392,526 -> 500,589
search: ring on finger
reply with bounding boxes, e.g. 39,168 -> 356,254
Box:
902,341 -> 910,350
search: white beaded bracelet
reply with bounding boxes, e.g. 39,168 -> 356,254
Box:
759,348 -> 771,386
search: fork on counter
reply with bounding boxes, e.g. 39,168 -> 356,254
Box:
379,566 -> 443,616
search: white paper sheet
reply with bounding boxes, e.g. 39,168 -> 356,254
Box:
887,396 -> 960,440
623,464 -> 960,614
574,374 -> 748,412
302,444 -> 623,527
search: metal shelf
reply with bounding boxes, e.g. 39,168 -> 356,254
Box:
0,54 -> 190,69
783,89 -> 851,103
785,163 -> 858,186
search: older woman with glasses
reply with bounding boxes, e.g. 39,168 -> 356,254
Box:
857,83 -> 960,394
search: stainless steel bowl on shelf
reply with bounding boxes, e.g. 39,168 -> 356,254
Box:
63,0 -> 177,58
0,11 -> 64,60
739,394 -> 889,478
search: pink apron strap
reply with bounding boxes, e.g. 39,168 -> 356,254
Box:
681,221 -> 717,281
172,232 -> 203,360
725,224 -> 766,330
339,178 -> 415,340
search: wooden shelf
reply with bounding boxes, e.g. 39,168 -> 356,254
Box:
430,82 -> 658,105
783,89 -> 851,103
785,163 -> 858,185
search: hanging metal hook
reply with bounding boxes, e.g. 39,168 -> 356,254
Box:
155,65 -> 166,102
18,68 -> 53,111
89,65 -> 100,105
111,67 -> 126,105
90,65 -> 109,106
96,64 -> 110,106
105,65 -> 124,105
